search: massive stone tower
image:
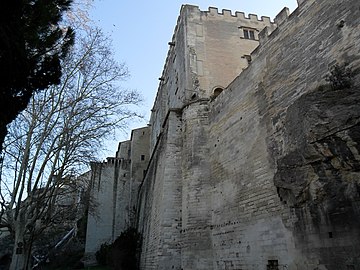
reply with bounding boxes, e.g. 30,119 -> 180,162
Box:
137,5 -> 276,270
85,0 -> 360,269
147,5 -> 276,153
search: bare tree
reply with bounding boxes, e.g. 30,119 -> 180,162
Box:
0,27 -> 142,270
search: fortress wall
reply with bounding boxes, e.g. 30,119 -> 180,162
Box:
85,0 -> 360,269
165,12 -> 187,111
208,0 -> 360,269
137,111 -> 183,270
180,101 -> 213,269
113,142 -> 132,238
129,127 -> 150,225
149,83 -> 167,154
84,161 -> 118,257
135,146 -> 162,269
208,56 -> 298,269
149,10 -> 187,153
84,157 -> 133,258
115,139 -> 130,158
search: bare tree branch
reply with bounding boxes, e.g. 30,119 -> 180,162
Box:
1,24 -> 142,270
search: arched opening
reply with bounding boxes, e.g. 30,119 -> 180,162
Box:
212,87 -> 224,99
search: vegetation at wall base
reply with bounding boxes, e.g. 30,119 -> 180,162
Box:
96,227 -> 142,270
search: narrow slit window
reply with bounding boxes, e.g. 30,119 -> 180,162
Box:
244,29 -> 249,39
250,30 -> 255,40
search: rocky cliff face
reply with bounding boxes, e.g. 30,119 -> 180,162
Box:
273,83 -> 360,268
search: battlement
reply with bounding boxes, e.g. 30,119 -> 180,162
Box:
274,7 -> 290,26
206,6 -> 273,24
255,7 -> 293,47
103,157 -> 122,166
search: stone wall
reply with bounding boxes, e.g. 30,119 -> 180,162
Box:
136,0 -> 360,269
137,4 -> 277,269
129,127 -> 151,225
84,127 -> 150,263
207,0 -> 360,268
137,111 -> 183,269
149,5 -> 275,153
85,0 -> 360,269
84,159 -> 122,262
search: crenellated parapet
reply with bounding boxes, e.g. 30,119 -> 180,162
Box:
207,6 -> 273,25
90,157 -> 122,167
254,6 -> 293,50
274,7 -> 290,26
105,157 -> 122,166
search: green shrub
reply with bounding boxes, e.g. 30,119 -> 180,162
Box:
325,63 -> 354,90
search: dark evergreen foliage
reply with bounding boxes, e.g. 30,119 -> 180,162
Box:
0,0 -> 74,153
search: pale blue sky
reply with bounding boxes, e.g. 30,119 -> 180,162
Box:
90,0 -> 298,157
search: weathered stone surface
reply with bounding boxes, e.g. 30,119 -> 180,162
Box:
84,127 -> 150,263
85,0 -> 360,269
273,86 -> 360,269
137,111 -> 183,269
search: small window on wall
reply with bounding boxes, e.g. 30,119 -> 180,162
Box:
210,86 -> 224,101
213,87 -> 223,98
243,29 -> 255,40
141,155 -> 145,161
267,260 -> 279,270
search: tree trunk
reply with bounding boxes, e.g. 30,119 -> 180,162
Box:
9,221 -> 29,270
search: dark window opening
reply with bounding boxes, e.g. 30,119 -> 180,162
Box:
244,29 -> 255,40
250,30 -> 255,40
267,260 -> 279,270
328,232 -> 333,238
212,87 -> 223,99
141,155 -> 145,161
244,29 -> 249,39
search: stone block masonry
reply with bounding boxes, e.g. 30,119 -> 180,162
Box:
84,0 -> 360,269
84,127 -> 150,264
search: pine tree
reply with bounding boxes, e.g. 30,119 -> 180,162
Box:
0,0 -> 75,154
